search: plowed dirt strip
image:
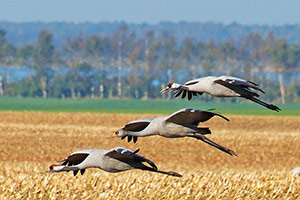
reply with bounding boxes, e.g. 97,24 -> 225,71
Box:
0,112 -> 300,199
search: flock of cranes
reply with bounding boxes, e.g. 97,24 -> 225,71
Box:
49,75 -> 280,177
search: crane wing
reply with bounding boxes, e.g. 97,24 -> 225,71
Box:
60,153 -> 89,166
105,147 -> 157,170
214,76 -> 265,93
122,118 -> 153,132
166,108 -> 229,126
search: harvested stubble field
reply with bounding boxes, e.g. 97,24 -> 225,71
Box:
0,111 -> 300,199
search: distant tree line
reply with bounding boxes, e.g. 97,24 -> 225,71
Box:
0,23 -> 300,103
1,21 -> 300,48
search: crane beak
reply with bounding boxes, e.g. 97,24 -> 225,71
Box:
110,132 -> 116,138
160,87 -> 170,94
42,169 -> 51,173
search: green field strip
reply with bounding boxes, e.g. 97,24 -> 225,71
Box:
0,97 -> 298,116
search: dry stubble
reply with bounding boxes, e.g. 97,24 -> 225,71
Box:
0,111 -> 300,199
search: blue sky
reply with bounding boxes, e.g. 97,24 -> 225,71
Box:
0,0 -> 299,25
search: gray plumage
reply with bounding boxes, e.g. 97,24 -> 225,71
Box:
113,108 -> 236,156
160,75 -> 280,111
49,147 -> 182,177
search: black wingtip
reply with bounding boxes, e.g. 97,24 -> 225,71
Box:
188,91 -> 192,100
205,108 -> 228,120
133,136 -> 138,143
73,170 -> 79,176
206,108 -> 216,111
222,115 -> 230,122
214,113 -> 230,122
247,80 -> 259,87
127,136 -> 132,143
201,127 -> 211,135
174,90 -> 182,98
182,90 -> 187,99
133,148 -> 140,154
149,161 -> 158,171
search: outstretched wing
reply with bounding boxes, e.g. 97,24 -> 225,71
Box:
122,118 -> 153,132
214,76 -> 264,94
105,147 -> 157,170
166,108 -> 229,126
61,153 -> 89,166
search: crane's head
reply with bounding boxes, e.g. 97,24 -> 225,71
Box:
160,82 -> 181,94
49,164 -> 73,172
111,129 -> 126,138
49,164 -> 61,172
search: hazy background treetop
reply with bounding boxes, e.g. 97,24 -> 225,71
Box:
1,21 -> 300,48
